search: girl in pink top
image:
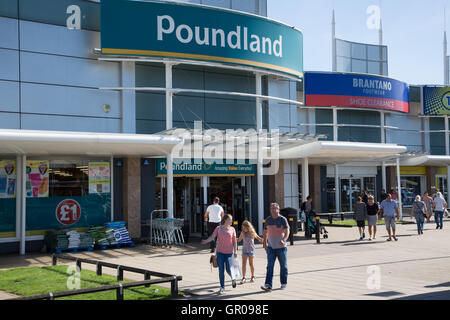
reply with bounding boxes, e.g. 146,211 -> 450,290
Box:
201,214 -> 237,294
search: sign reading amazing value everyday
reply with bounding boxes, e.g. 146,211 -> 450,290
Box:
156,159 -> 255,177
100,0 -> 303,77
304,72 -> 410,113
423,86 -> 450,115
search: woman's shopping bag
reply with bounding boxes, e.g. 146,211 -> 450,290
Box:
230,257 -> 242,280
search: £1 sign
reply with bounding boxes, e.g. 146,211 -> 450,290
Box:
56,199 -> 81,226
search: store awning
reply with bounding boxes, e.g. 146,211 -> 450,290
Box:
279,141 -> 407,164
0,129 -> 182,157
400,155 -> 450,167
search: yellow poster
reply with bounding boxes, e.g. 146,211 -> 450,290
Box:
0,160 -> 16,199
88,162 -> 111,194
26,161 -> 49,198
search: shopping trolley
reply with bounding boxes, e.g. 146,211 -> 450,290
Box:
149,210 -> 185,247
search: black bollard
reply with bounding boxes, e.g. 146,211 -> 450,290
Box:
316,217 -> 321,244
289,218 -> 294,245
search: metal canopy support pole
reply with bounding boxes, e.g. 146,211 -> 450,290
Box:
333,107 -> 338,142
382,161 -> 387,192
335,164 -> 340,214
20,155 -> 26,255
15,155 -> 21,245
396,158 -> 403,220
256,72 -> 264,235
165,62 -> 174,219
302,158 -> 309,202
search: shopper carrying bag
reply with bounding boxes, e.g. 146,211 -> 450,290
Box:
201,214 -> 238,294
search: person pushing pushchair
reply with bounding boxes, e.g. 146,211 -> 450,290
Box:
301,196 -> 328,239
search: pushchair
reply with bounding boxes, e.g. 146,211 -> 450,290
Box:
305,212 -> 328,239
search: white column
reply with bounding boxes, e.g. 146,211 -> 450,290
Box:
256,72 -> 264,234
202,176 -> 208,207
396,158 -> 403,220
332,10 -> 336,72
301,158 -> 309,202
15,156 -> 21,243
165,62 -> 174,218
380,111 -> 385,144
381,161 -> 387,191
335,164 -> 340,213
160,177 -> 165,209
110,156 -> 114,222
20,155 -> 26,255
445,116 -> 449,156
447,166 -> 450,206
333,107 -> 338,142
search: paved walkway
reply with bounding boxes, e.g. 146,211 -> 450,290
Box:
2,220 -> 450,300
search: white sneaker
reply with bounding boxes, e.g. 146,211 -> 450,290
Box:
219,287 -> 225,294
281,284 -> 287,290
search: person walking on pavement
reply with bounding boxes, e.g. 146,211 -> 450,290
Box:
300,196 -> 313,232
378,194 -> 400,242
261,203 -> 290,292
411,195 -> 425,235
201,214 -> 238,294
423,192 -> 434,223
433,192 -> 447,230
379,189 -> 387,203
355,196 -> 368,241
236,220 -> 263,284
204,197 -> 224,253
367,195 -> 379,240
361,190 -> 369,205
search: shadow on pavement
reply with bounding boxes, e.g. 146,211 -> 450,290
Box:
425,282 -> 450,289
364,291 -> 404,298
393,290 -> 450,300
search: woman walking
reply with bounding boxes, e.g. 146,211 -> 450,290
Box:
366,195 -> 379,240
411,195 -> 425,235
236,220 -> 263,284
423,192 -> 434,223
201,214 -> 238,294
433,192 -> 447,230
355,196 -> 368,241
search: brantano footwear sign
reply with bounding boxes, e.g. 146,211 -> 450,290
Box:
304,72 -> 410,113
100,0 -> 303,78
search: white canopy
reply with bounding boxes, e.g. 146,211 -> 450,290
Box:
400,155 -> 450,167
0,129 -> 182,157
279,141 -> 407,164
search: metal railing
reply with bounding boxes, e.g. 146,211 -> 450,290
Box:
10,254 -> 182,300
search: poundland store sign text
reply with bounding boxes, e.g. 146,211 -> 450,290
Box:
100,0 -> 303,77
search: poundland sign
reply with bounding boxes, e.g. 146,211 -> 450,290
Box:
101,0 -> 303,77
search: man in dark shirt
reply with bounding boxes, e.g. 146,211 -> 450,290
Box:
379,189 -> 387,203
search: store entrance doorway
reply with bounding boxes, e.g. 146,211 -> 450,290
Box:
171,176 -> 250,236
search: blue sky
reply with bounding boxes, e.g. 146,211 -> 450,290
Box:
267,0 -> 447,85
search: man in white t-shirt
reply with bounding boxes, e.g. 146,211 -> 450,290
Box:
433,192 -> 447,230
204,197 -> 224,253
